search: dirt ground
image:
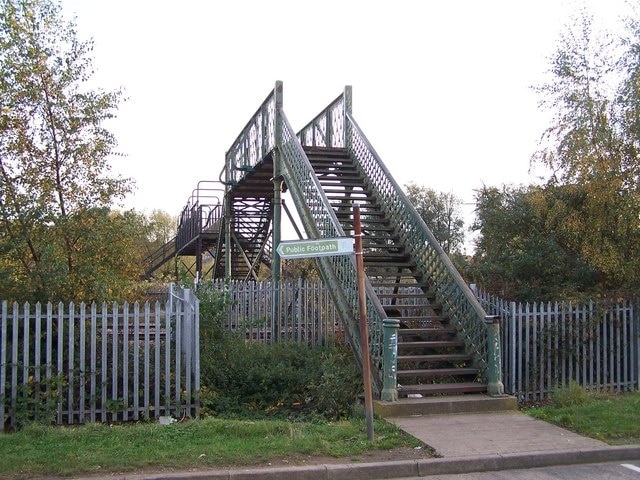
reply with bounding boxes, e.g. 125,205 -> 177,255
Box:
255,445 -> 439,468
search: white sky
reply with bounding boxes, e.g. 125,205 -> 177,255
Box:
61,0 -> 631,237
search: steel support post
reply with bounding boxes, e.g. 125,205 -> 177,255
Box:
485,315 -> 505,396
381,318 -> 399,402
272,81 -> 284,330
224,198 -> 232,281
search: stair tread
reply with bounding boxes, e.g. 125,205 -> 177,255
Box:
398,340 -> 465,348
397,368 -> 479,377
372,282 -> 430,288
398,327 -> 456,334
376,292 -> 433,297
397,383 -> 487,394
398,353 -> 472,361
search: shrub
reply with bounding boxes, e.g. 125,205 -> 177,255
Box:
196,286 -> 362,421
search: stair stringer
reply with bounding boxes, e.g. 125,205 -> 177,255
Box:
278,110 -> 387,394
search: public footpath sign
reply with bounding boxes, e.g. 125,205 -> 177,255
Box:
276,237 -> 354,259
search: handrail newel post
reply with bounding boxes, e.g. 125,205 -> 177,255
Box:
344,86 -> 352,149
224,162 -> 232,281
381,318 -> 400,402
272,81 -> 284,331
485,315 -> 505,396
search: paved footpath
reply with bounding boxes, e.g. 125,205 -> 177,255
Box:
387,410 -> 608,457
74,411 -> 640,480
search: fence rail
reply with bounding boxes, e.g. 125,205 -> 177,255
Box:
1,286 -> 199,431
477,289 -> 640,401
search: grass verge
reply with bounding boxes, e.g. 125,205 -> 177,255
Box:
0,417 -> 422,478
524,389 -> 640,445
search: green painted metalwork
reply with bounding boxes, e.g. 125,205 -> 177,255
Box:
298,88 -> 348,148
224,86 -> 278,185
217,82 -> 500,395
381,318 -> 399,402
220,83 -> 280,281
272,81 -> 284,327
295,86 -> 499,390
485,315 -> 505,395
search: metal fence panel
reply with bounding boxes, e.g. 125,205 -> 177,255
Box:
0,288 -> 199,432
477,290 -> 640,401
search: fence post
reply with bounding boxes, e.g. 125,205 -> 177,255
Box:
485,315 -> 505,396
381,318 -> 400,402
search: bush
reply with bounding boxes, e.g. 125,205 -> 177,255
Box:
196,286 -> 362,421
200,335 -> 362,421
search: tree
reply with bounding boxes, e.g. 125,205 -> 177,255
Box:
470,185 -> 600,301
405,183 -> 465,254
0,0 -> 133,301
532,7 -> 640,291
143,209 -> 176,254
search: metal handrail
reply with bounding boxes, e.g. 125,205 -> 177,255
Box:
224,85 -> 279,185
297,93 -> 345,148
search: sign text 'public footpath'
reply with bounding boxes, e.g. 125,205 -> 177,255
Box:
276,237 -> 354,259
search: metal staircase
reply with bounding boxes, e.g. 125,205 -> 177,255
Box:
145,82 -> 504,401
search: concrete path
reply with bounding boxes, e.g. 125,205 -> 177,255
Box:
388,410 -> 608,458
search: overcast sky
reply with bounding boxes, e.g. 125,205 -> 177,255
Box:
61,0 -> 631,234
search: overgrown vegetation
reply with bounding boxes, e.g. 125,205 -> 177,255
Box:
197,284 -> 363,422
525,386 -> 640,445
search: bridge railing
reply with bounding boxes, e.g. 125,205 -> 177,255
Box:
143,236 -> 176,278
224,85 -> 279,185
297,92 -> 347,148
175,182 -> 224,254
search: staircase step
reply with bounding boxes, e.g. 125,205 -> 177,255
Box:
397,327 -> 456,335
376,292 -> 433,298
372,281 -> 430,288
365,260 -> 415,268
397,383 -> 487,395
361,244 -> 403,250
307,151 -> 352,158
325,195 -> 378,203
374,394 -> 518,417
398,353 -> 472,363
393,307 -> 445,314
329,200 -> 379,207
397,316 -> 448,323
337,211 -> 386,218
398,340 -> 465,349
397,368 -> 479,378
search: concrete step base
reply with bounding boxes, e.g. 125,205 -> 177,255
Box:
374,393 -> 518,418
